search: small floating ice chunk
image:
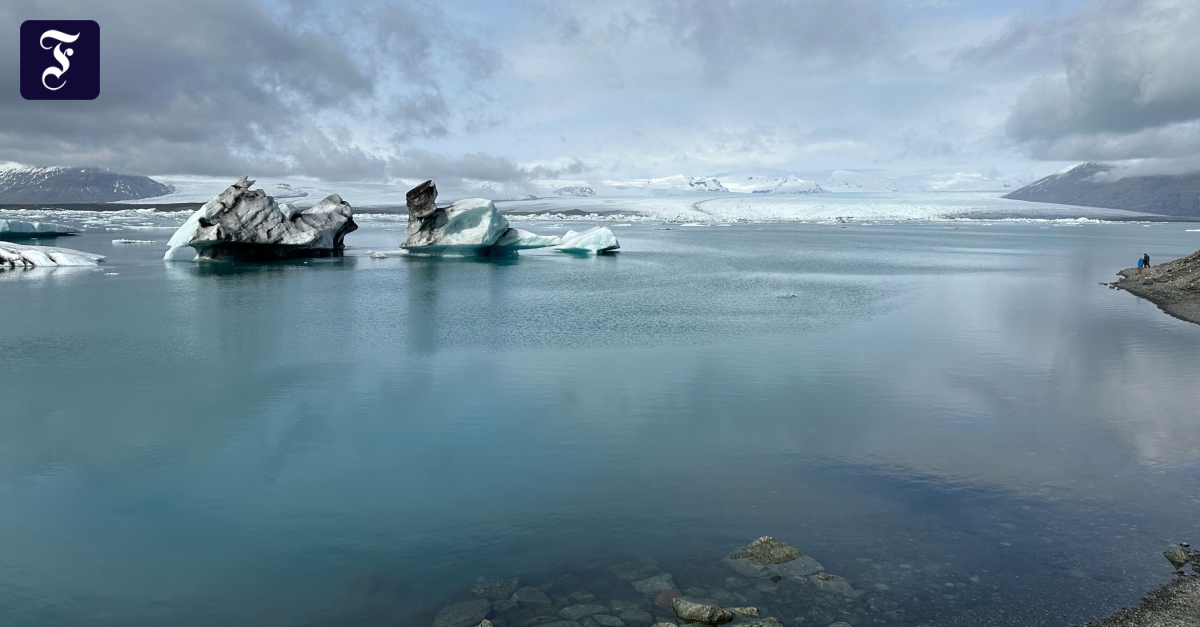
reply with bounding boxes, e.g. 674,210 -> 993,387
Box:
0,241 -> 104,268
0,219 -> 77,238
555,227 -> 620,254
369,251 -> 388,259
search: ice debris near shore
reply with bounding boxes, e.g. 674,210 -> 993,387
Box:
400,180 -> 618,256
164,176 -> 357,260
0,219 -> 77,238
0,241 -> 103,268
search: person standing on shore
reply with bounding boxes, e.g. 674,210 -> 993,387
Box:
1144,253 -> 1151,268
1138,257 -> 1145,274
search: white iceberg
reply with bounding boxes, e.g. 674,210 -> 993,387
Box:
164,176 -> 357,261
555,227 -> 620,254
0,219 -> 77,238
0,241 -> 104,268
401,180 -> 560,256
492,228 -> 562,250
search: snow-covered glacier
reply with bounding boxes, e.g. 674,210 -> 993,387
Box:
164,176 -> 358,260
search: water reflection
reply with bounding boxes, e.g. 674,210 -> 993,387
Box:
1,223 -> 1199,627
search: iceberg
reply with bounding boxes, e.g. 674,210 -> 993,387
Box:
0,219 -> 77,238
492,228 -> 562,250
0,241 -> 104,268
164,176 -> 357,261
555,226 -> 620,254
400,180 -> 560,256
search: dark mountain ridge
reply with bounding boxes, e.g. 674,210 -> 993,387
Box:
1004,162 -> 1200,216
0,166 -> 174,203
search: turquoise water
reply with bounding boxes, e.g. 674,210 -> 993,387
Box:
2,219 -> 1200,626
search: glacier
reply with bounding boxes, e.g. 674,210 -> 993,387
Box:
0,241 -> 104,268
555,227 -> 620,254
164,176 -> 358,261
0,219 -> 77,238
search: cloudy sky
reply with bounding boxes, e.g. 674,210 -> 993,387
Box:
1,0 -> 1198,190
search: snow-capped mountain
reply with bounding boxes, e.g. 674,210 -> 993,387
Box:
724,175 -> 828,194
604,175 -> 730,194
554,186 -> 596,197
0,165 -> 174,203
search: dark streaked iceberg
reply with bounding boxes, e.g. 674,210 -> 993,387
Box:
164,176 -> 357,261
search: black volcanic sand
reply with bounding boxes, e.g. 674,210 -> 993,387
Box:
1110,250 -> 1200,325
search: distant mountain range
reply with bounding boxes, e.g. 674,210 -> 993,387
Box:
1004,162 -> 1200,217
0,166 -> 173,203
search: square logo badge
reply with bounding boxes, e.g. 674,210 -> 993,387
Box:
20,20 -> 100,100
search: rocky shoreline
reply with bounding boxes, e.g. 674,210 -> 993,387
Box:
1073,577 -> 1200,627
1074,545 -> 1200,627
1108,249 -> 1200,325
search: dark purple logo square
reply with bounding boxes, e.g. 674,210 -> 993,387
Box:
20,20 -> 100,100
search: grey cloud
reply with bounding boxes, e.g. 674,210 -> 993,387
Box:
653,0 -> 891,78
954,16 -> 1066,75
1006,0 -> 1200,163
387,151 -> 592,190
0,0 -> 498,181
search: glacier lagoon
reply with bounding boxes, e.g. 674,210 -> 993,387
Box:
2,206 -> 1200,626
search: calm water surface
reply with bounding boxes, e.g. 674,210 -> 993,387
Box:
2,220 -> 1200,627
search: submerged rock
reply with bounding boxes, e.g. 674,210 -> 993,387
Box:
512,586 -> 553,605
670,598 -> 733,625
559,604 -> 608,621
0,241 -> 103,268
729,536 -> 802,565
725,536 -> 823,579
740,619 -> 783,627
164,176 -> 357,260
631,573 -> 676,595
609,560 -> 660,582
811,572 -> 859,598
618,608 -> 654,626
0,219 -> 76,238
433,599 -> 491,627
472,578 -> 520,601
400,180 -> 559,256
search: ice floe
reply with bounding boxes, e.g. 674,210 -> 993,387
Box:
0,241 -> 104,268
0,219 -> 76,238
556,226 -> 620,254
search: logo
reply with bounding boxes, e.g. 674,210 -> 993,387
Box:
20,20 -> 100,100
